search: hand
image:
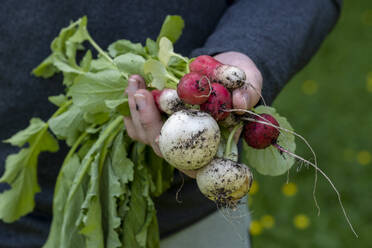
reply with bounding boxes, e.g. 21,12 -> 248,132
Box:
124,75 -> 163,156
214,51 -> 263,111
123,52 -> 262,178
214,51 -> 263,141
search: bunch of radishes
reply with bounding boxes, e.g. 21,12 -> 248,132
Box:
150,55 -> 285,207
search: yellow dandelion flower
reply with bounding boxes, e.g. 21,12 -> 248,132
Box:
249,180 -> 259,195
366,72 -> 372,93
357,150 -> 371,165
260,215 -> 275,229
249,220 -> 263,235
302,80 -> 318,95
282,182 -> 298,197
293,214 -> 310,230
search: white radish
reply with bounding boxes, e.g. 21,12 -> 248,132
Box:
214,64 -> 246,89
196,158 -> 253,207
158,110 -> 220,170
159,89 -> 185,115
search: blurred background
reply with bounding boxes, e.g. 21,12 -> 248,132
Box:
247,0 -> 372,247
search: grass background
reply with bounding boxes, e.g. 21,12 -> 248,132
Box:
248,0 -> 372,247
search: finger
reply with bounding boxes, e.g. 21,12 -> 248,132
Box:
129,74 -> 146,89
127,78 -> 148,142
232,89 -> 250,114
123,117 -> 138,140
238,80 -> 262,107
153,136 -> 162,158
126,76 -> 140,95
124,77 -> 141,140
232,63 -> 263,111
134,89 -> 163,154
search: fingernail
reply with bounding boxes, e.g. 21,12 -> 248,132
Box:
126,78 -> 138,94
128,77 -> 138,85
134,93 -> 146,110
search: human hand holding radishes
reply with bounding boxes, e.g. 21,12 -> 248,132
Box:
124,52 -> 262,179
124,51 -> 262,149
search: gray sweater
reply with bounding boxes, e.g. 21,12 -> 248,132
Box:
0,0 -> 340,246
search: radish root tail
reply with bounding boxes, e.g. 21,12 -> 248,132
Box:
227,108 -> 320,216
236,110 -> 358,238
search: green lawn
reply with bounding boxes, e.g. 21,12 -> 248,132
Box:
249,0 -> 372,247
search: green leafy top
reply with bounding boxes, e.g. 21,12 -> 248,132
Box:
0,15 -> 183,247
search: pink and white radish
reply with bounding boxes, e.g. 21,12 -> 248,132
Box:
158,110 -> 220,170
152,89 -> 185,115
189,55 -> 221,78
200,83 -> 232,121
190,55 -> 246,89
177,72 -> 211,105
196,158 -> 253,207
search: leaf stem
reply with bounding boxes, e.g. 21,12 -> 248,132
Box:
86,33 -> 114,64
85,32 -> 129,80
50,100 -> 73,119
62,131 -> 89,166
170,68 -> 185,78
52,131 -> 89,211
166,74 -> 180,86
174,54 -> 189,64
66,115 -> 124,203
98,125 -> 123,173
224,123 -> 243,158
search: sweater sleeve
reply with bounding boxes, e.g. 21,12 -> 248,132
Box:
191,0 -> 342,105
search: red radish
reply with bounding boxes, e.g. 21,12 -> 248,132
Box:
177,72 -> 211,105
189,55 -> 221,78
190,55 -> 246,89
200,83 -> 232,121
243,113 -> 280,149
151,89 -> 162,110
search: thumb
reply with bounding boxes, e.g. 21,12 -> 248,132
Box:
232,81 -> 262,111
